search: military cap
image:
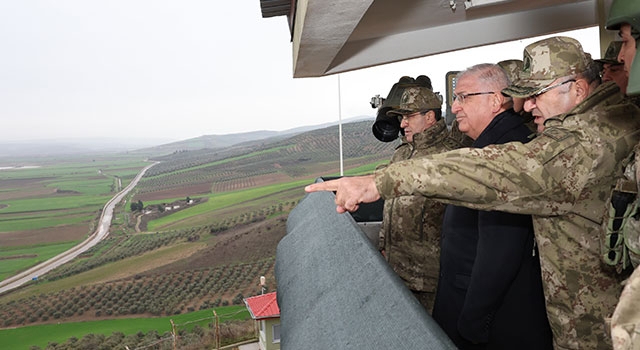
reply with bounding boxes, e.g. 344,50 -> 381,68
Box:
502,36 -> 590,98
497,59 -> 523,83
386,86 -> 442,117
595,41 -> 623,66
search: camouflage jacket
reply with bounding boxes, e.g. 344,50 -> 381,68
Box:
611,265 -> 640,350
379,119 -> 469,294
374,82 -> 640,350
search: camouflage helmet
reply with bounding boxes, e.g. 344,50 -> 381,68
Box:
502,36 -> 590,98
606,0 -> 640,95
497,59 -> 523,83
595,41 -> 623,66
386,86 -> 442,117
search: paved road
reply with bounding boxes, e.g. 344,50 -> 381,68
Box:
0,162 -> 157,294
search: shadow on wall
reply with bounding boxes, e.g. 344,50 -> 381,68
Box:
275,177 -> 456,350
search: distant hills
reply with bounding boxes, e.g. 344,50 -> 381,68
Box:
0,116 -> 374,159
133,118 -> 399,200
0,138 -> 170,159
132,116 -> 375,156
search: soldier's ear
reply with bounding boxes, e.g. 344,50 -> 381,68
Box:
425,110 -> 436,123
492,92 -> 505,112
574,78 -> 590,102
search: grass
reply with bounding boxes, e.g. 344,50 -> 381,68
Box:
144,146 -> 292,180
45,178 -> 114,196
0,156 -> 152,288
143,159 -> 388,232
0,212 -> 94,232
1,194 -> 111,214
0,157 -> 148,181
343,159 -> 389,175
0,157 -> 150,232
0,152 -> 384,344
0,242 -> 79,281
146,179 -> 313,231
0,305 -> 250,349
2,241 -> 207,302
74,241 -> 207,284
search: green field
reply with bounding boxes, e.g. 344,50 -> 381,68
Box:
0,126 -> 392,349
0,242 -> 79,280
0,305 -> 250,349
146,179 -> 313,231
144,160 -> 387,232
0,156 -> 149,279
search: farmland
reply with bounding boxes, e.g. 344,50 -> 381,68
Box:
0,155 -> 150,279
0,120 -> 397,348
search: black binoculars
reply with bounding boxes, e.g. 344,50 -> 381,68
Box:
371,75 -> 432,142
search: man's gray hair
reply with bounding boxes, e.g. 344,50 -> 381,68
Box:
457,63 -> 511,91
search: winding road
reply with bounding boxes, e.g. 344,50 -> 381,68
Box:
0,162 -> 157,294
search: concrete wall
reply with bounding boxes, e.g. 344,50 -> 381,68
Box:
275,183 -> 456,349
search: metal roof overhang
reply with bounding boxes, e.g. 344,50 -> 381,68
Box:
263,0 -> 616,78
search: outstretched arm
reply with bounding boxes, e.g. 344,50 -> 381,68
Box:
305,175 -> 381,213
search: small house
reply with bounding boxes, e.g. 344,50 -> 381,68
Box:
243,292 -> 280,350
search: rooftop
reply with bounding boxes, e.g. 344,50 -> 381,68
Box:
244,292 -> 280,320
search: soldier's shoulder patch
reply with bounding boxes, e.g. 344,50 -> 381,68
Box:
541,127 -> 571,141
441,138 -> 461,150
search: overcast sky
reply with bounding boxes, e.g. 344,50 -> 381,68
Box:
0,1 -> 601,143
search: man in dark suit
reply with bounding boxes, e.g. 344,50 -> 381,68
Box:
432,63 -> 552,350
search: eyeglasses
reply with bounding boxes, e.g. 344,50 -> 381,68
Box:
452,91 -> 495,104
398,111 -> 426,122
528,79 -> 576,100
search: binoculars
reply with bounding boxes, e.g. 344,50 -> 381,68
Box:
371,75 -> 432,142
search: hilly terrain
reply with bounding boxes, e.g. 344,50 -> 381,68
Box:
0,119 -> 399,349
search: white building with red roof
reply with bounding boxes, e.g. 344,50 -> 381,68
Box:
243,292 -> 280,350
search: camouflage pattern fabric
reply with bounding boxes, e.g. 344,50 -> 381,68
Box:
620,142 -> 640,268
596,41 -> 624,66
374,82 -> 640,350
611,265 -> 640,349
503,36 -> 591,98
378,119 -> 467,314
629,145 -> 640,267
627,94 -> 640,108
445,119 -> 474,149
387,86 -> 442,116
497,59 -> 523,83
601,136 -> 640,272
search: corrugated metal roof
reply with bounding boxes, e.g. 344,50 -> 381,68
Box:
244,292 -> 280,320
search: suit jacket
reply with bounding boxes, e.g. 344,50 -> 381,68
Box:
432,109 -> 553,350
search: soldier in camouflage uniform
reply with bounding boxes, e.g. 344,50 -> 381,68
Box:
606,0 -> 640,348
596,40 -> 640,108
611,266 -> 640,350
306,36 -> 640,350
597,42 -> 627,92
497,59 -> 536,132
378,85 -> 464,314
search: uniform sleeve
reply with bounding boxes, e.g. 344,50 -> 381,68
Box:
374,132 -> 591,216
